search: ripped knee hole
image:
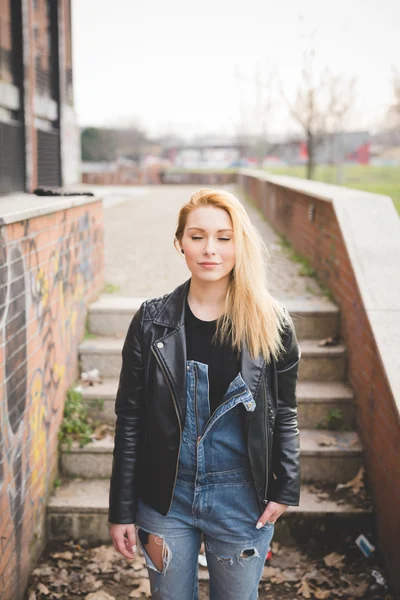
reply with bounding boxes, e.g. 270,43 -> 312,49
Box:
137,528 -> 171,573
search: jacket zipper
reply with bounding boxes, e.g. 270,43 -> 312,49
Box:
194,363 -> 199,439
263,379 -> 270,505
151,345 -> 182,512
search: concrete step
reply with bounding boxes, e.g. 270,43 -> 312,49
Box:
283,297 -> 340,341
82,379 -> 356,429
296,381 -> 355,429
60,436 -> 114,479
298,340 -> 346,382
60,429 -> 363,483
88,296 -> 146,337
79,337 -> 347,381
87,295 -> 340,340
47,478 -> 372,543
82,379 -> 118,424
300,429 -> 363,482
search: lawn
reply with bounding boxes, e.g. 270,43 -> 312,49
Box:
264,164 -> 400,216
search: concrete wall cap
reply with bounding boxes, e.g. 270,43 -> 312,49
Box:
0,193 -> 103,225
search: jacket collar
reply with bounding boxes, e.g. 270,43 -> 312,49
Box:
153,278 -> 190,328
153,277 -> 266,403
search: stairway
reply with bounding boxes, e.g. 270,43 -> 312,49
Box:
47,295 -> 373,544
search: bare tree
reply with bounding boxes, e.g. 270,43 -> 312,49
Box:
388,67 -> 400,128
252,62 -> 277,164
282,48 -> 356,180
234,62 -> 277,163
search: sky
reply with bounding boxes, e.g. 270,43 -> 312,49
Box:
71,0 -> 400,139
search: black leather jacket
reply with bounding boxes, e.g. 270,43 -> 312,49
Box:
108,278 -> 301,524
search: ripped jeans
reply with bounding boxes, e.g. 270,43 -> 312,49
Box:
136,361 -> 275,599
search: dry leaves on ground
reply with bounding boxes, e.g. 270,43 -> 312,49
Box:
335,466 -> 365,495
323,552 -> 346,569
129,577 -> 151,597
316,434 -> 337,447
85,592 -> 116,600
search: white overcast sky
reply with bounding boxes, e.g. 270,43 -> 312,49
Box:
71,0 -> 400,139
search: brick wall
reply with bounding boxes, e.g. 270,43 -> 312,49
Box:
239,173 -> 400,596
0,199 -> 104,600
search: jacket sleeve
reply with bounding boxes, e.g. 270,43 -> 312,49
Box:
268,307 -> 301,506
108,302 -> 146,524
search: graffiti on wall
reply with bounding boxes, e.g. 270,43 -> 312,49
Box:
0,207 -> 103,598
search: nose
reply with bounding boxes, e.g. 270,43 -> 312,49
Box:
203,239 -> 216,255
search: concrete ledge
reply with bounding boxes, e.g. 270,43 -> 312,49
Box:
0,193 -> 103,225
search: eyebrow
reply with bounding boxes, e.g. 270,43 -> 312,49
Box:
187,228 -> 233,232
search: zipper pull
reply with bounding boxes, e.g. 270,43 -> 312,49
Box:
263,499 -> 269,505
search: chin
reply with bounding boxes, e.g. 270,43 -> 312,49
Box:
195,269 -> 231,281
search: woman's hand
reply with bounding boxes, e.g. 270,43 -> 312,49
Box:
110,523 -> 137,559
256,501 -> 289,528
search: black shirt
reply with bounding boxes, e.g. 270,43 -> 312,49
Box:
184,296 -> 241,415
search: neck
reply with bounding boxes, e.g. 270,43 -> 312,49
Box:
188,275 -> 230,314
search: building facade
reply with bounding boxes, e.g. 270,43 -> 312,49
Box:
0,0 -> 79,195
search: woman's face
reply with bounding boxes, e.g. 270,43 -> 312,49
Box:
181,206 -> 236,282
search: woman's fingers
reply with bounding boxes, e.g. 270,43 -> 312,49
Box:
256,501 -> 289,528
126,524 -> 137,554
110,524 -> 136,560
256,507 -> 276,529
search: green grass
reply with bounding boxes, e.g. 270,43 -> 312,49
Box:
58,387 -> 94,449
264,164 -> 400,216
102,282 -> 121,294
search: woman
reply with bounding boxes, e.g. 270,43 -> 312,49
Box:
109,188 -> 301,599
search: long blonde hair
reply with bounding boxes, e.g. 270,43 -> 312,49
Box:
174,188 -> 287,362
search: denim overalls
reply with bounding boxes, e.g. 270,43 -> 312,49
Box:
136,360 -> 275,600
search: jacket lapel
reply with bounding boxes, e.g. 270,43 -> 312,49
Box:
152,279 -> 190,423
240,342 -> 266,402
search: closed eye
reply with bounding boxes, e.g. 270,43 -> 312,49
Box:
191,236 -> 231,241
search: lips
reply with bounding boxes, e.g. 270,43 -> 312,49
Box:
199,262 -> 220,265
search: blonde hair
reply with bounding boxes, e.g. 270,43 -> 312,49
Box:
174,188 -> 287,362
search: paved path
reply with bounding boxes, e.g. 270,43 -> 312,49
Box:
87,184 -> 323,300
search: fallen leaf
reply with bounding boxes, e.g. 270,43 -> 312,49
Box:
92,424 -> 114,440
335,466 -> 364,495
81,573 -> 104,593
85,592 -> 116,600
314,588 -> 331,599
33,566 -> 53,577
323,552 -> 345,569
36,583 -> 50,596
317,434 -> 337,447
318,335 -> 340,347
296,576 -> 313,598
305,568 -> 333,586
129,577 -> 151,597
29,592 -> 36,600
280,569 -> 301,582
346,581 -> 369,597
271,541 -> 281,554
262,566 -> 282,580
52,551 -> 73,560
